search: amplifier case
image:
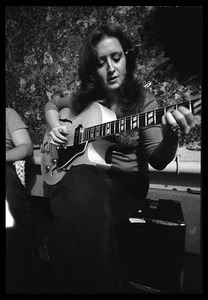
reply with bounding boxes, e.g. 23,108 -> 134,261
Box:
116,199 -> 186,293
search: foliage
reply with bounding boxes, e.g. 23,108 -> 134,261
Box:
6,6 -> 201,148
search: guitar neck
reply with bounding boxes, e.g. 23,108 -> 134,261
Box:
79,97 -> 201,144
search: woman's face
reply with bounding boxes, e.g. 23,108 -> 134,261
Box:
94,36 -> 126,92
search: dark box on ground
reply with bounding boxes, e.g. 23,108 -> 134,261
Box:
116,199 -> 186,293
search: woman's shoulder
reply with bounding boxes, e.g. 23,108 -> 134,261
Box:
47,93 -> 74,110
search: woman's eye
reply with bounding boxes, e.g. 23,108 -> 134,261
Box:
98,60 -> 105,68
113,56 -> 120,62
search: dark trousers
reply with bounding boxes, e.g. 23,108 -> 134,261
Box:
45,165 -> 149,294
6,163 -> 38,293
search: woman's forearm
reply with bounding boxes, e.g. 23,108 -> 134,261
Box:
148,135 -> 179,170
45,109 -> 61,129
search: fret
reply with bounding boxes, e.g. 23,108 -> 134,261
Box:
93,126 -> 97,138
132,115 -> 138,129
120,118 -> 125,132
102,123 -> 106,137
154,110 -> 156,124
106,122 -> 111,135
90,127 -> 94,140
123,118 -> 126,131
189,101 -> 192,113
193,99 -> 201,114
147,111 -> 154,126
91,128 -> 94,140
130,116 -> 133,129
124,118 -> 127,131
95,125 -> 100,138
114,120 -> 116,134
145,112 -> 147,126
95,126 -> 98,138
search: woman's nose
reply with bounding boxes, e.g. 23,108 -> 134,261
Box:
107,59 -> 115,72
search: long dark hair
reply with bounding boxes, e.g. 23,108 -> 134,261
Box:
72,23 -> 145,116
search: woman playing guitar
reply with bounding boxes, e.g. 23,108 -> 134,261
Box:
40,23 -> 197,293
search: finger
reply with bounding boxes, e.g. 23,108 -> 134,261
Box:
54,127 -> 69,141
178,106 -> 195,128
49,131 -> 66,144
56,127 -> 69,139
162,114 -> 181,138
182,92 -> 191,101
161,115 -> 168,128
165,111 -> 178,128
49,139 -> 61,146
162,114 -> 179,135
58,125 -> 69,136
172,109 -> 193,134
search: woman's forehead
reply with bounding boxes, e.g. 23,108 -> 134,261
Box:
95,36 -> 123,57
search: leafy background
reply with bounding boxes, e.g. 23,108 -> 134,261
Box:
6,6 -> 202,149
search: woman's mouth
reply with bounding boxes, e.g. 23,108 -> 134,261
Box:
107,76 -> 118,82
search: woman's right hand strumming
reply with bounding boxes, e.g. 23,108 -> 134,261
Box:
49,125 -> 69,146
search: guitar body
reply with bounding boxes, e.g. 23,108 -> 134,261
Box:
41,102 -> 116,185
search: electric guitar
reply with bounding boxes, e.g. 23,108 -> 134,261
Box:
40,97 -> 201,185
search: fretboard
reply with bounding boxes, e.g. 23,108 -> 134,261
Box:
79,97 -> 201,144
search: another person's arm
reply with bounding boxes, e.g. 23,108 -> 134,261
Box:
6,109 -> 33,163
6,128 -> 33,162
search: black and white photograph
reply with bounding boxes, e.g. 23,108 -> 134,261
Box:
6,6 -> 202,294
